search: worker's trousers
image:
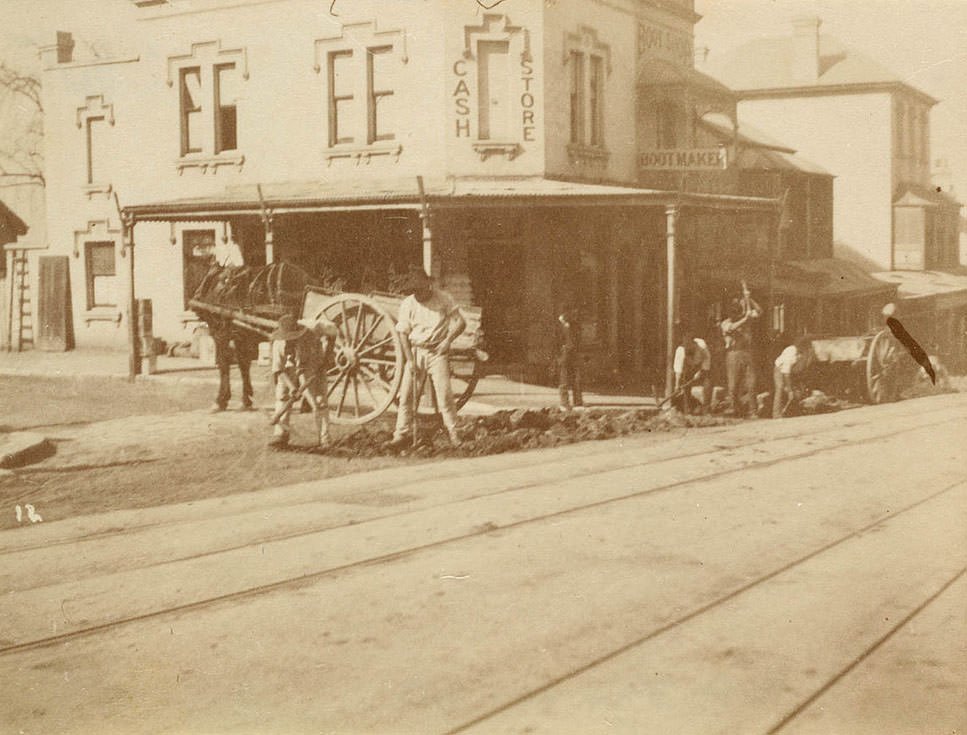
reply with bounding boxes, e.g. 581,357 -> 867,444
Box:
394,348 -> 458,439
274,369 -> 329,439
726,349 -> 756,417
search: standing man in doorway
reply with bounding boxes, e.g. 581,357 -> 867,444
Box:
387,266 -> 466,449
720,282 -> 762,418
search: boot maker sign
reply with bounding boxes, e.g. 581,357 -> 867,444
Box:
639,148 -> 727,170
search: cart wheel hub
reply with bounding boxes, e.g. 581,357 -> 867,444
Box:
335,346 -> 358,371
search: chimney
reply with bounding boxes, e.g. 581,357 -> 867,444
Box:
791,16 -> 821,83
56,31 -> 74,64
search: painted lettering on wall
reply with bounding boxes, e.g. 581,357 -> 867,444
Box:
453,59 -> 470,138
638,148 -> 726,170
520,57 -> 536,141
637,21 -> 692,65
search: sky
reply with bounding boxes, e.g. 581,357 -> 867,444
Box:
0,0 -> 965,197
694,0 -> 967,199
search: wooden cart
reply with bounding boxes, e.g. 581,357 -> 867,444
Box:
190,263 -> 485,425
806,328 -> 908,404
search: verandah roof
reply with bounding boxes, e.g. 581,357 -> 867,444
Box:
122,177 -> 777,223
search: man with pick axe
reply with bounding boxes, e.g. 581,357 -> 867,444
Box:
386,266 -> 466,450
268,314 -> 338,449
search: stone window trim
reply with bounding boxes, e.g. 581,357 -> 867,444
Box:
324,142 -> 403,166
463,13 -> 531,63
312,21 -> 409,73
175,153 -> 246,175
73,219 -> 122,323
313,22 -> 408,159
566,143 -> 611,167
166,40 -> 249,87
76,95 -> 116,196
472,141 -> 522,161
562,26 -> 613,75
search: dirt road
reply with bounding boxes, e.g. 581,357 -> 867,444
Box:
1,393 -> 964,734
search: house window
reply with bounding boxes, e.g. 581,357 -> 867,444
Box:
477,40 -> 510,141
569,51 -> 584,144
85,116 -> 107,184
214,63 -> 238,153
589,55 -> 604,147
179,67 -> 203,155
657,101 -> 680,148
183,229 -> 216,310
367,46 -> 395,143
85,241 -> 116,309
919,109 -> 928,162
328,50 -> 356,145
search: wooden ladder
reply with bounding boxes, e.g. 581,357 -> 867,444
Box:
11,251 -> 33,351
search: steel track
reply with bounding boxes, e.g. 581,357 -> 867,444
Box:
0,409 -> 962,659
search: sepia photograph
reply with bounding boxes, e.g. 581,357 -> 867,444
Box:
0,0 -> 964,732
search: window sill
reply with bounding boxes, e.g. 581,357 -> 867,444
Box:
82,182 -> 113,199
83,308 -> 121,325
473,141 -> 523,162
176,153 -> 245,174
567,144 -> 610,166
324,142 -> 403,166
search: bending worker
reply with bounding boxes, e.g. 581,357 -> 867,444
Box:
673,333 -> 712,414
269,314 -> 338,449
773,336 -> 813,418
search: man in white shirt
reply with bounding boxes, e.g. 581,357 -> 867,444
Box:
387,267 -> 466,449
773,336 -> 813,418
673,334 -> 712,414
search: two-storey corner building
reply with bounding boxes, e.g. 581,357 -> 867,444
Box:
38,0 -> 799,391
701,16 -> 967,367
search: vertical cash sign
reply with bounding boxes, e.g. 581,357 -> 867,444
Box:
453,59 -> 471,138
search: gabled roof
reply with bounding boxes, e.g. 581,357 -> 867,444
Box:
734,147 -> 833,177
639,58 -> 736,99
894,183 -> 962,209
700,112 -> 796,153
705,34 -> 938,104
0,199 -> 28,246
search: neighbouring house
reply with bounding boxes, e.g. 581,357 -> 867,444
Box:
701,15 -> 967,369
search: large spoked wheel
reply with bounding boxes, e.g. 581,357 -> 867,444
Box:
309,293 -> 403,425
866,328 -> 899,404
413,350 -> 483,415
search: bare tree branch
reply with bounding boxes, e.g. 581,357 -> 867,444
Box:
0,61 -> 44,187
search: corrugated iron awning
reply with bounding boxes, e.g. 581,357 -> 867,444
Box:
705,258 -> 896,299
123,177 -> 778,223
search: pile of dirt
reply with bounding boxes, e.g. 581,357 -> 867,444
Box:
321,408 -> 735,459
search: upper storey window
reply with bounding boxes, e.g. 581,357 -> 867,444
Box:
314,22 -> 406,163
76,95 -> 115,196
564,27 -> 611,154
168,41 -> 248,172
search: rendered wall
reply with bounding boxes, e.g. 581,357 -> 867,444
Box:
736,92 -> 894,270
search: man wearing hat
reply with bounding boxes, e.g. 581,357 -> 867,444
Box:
387,266 -> 466,448
269,313 -> 338,448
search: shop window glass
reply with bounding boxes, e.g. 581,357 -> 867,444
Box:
183,229 -> 216,310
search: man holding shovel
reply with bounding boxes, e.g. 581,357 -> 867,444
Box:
772,336 -> 813,418
268,314 -> 338,449
386,266 -> 466,450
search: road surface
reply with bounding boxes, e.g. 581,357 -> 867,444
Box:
1,393 -> 964,734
